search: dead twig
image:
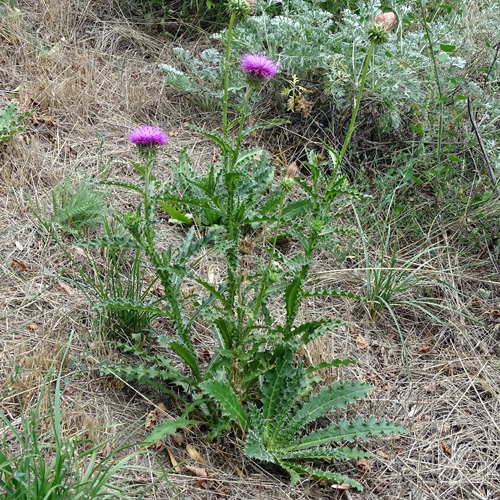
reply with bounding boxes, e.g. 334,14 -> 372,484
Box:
467,97 -> 500,200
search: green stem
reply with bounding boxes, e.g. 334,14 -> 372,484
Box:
141,150 -> 201,381
221,13 -> 238,325
244,189 -> 287,338
417,0 -> 443,166
222,12 -> 236,138
337,40 -> 375,169
224,166 -> 239,338
235,85 -> 253,155
142,157 -> 156,253
283,233 -> 318,336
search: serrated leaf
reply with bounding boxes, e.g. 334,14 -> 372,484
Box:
244,430 -> 274,462
94,298 -> 166,316
77,237 -> 140,249
278,460 -> 363,490
164,339 -> 201,380
200,378 -> 248,430
261,351 -> 296,439
242,118 -> 290,137
283,381 -> 374,442
234,148 -> 264,166
287,415 -> 408,451
144,418 -> 198,444
305,358 -> 357,374
158,200 -> 192,224
282,199 -> 313,220
280,446 -> 372,461
131,161 -> 157,182
284,277 -> 302,319
189,125 -> 234,154
285,318 -> 344,345
110,363 -> 192,387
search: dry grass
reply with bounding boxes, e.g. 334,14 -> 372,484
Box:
1,1 -> 500,499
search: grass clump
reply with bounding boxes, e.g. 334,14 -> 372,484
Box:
0,342 -> 163,500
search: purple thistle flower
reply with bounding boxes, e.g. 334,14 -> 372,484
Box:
240,53 -> 278,81
128,126 -> 168,147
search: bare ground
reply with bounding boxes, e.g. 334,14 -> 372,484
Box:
1,1 -> 499,499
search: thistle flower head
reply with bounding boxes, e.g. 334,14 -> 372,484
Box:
128,126 -> 168,147
241,53 -> 278,83
368,12 -> 397,45
373,12 -> 397,32
286,161 -> 298,179
227,0 -> 252,18
246,0 -> 256,14
367,23 -> 389,45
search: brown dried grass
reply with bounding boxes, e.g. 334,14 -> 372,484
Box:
1,1 -> 500,499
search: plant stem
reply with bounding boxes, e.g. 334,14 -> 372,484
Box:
417,0 -> 443,166
338,40 -> 375,168
235,84 -> 253,154
245,189 -> 287,337
222,12 -> 236,138
221,12 -> 238,336
142,157 -> 156,254
142,151 -> 201,380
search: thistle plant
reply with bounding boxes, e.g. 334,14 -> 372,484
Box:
338,11 -> 396,167
0,101 -> 31,144
76,9 -> 407,489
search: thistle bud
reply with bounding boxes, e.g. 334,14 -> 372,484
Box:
367,23 -> 389,45
310,218 -> 323,234
122,211 -> 142,239
367,12 -> 397,45
373,12 -> 397,32
280,176 -> 295,192
280,161 -> 298,191
247,0 -> 257,14
227,0 -> 251,19
286,161 -> 298,179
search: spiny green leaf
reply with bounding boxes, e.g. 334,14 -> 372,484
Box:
160,338 -> 201,380
305,358 -> 357,374
144,418 -> 199,444
94,298 -> 166,316
244,429 -> 274,462
174,226 -> 222,265
261,351 -> 302,440
283,381 -> 374,442
77,237 -> 140,249
284,277 -> 302,319
234,148 -> 263,166
277,446 -> 372,461
158,201 -> 193,225
282,199 -> 314,220
200,378 -> 248,430
189,124 -> 234,154
278,460 -> 363,490
286,318 -> 345,346
109,363 -> 191,386
242,118 -> 290,136
131,161 -> 157,183
287,415 -> 408,451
